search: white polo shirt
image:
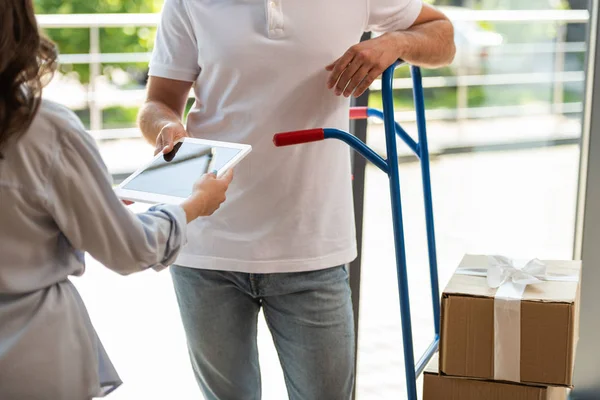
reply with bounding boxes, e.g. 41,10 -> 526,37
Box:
149,0 -> 422,273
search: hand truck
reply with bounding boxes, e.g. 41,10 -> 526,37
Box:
273,61 -> 440,400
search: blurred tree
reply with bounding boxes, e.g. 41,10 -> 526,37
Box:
34,0 -> 164,82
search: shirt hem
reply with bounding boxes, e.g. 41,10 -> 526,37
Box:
173,247 -> 358,273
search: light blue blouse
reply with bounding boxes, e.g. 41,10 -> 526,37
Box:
0,100 -> 187,399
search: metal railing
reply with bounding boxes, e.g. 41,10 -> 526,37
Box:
37,9 -> 590,133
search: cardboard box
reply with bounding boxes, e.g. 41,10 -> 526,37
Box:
439,255 -> 581,386
424,355 -> 569,400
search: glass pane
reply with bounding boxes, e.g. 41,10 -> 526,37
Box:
357,1 -> 588,398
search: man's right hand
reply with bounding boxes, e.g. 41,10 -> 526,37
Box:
154,122 -> 189,155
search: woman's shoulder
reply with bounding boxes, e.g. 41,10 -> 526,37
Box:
27,99 -> 97,153
36,99 -> 86,138
9,100 -> 98,182
0,100 -> 89,197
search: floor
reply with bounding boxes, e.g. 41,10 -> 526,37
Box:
79,116 -> 580,399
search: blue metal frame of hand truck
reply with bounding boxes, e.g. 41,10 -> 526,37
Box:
273,61 -> 440,400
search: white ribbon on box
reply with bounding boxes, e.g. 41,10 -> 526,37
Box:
456,255 -> 579,382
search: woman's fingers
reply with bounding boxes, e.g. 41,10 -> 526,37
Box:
220,169 -> 234,184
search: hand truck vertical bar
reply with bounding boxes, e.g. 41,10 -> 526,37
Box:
273,62 -> 440,400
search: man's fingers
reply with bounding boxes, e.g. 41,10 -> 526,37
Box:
342,65 -> 372,97
162,142 -> 174,154
335,58 -> 364,96
326,50 -> 354,89
155,122 -> 188,156
163,141 -> 183,161
325,57 -> 340,73
344,65 -> 374,97
154,146 -> 168,156
153,139 -> 163,155
354,69 -> 381,98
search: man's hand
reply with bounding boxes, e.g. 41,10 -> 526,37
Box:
326,4 -> 454,98
138,76 -> 193,154
154,121 -> 189,155
326,34 -> 400,99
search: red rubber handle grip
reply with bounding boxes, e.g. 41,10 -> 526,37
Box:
273,128 -> 325,147
349,107 -> 368,120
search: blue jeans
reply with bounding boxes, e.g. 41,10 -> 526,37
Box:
170,265 -> 355,400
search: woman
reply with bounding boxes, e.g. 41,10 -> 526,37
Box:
0,1 -> 233,399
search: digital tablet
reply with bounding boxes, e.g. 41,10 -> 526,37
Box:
115,137 -> 251,204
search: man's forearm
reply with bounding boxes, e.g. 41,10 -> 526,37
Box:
138,101 -> 184,145
389,19 -> 455,68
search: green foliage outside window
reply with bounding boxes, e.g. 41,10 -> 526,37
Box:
34,0 -> 163,83
33,0 -> 584,128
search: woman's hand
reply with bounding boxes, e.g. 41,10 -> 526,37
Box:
181,169 -> 234,222
154,122 -> 189,155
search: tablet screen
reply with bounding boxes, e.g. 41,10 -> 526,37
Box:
121,141 -> 241,198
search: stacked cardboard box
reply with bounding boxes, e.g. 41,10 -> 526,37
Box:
424,355 -> 568,400
423,254 -> 581,399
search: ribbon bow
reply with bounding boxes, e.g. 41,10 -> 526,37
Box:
455,254 -> 578,383
486,255 -> 547,288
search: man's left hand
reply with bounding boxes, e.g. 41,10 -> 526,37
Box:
326,34 -> 400,98
326,4 -> 455,98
